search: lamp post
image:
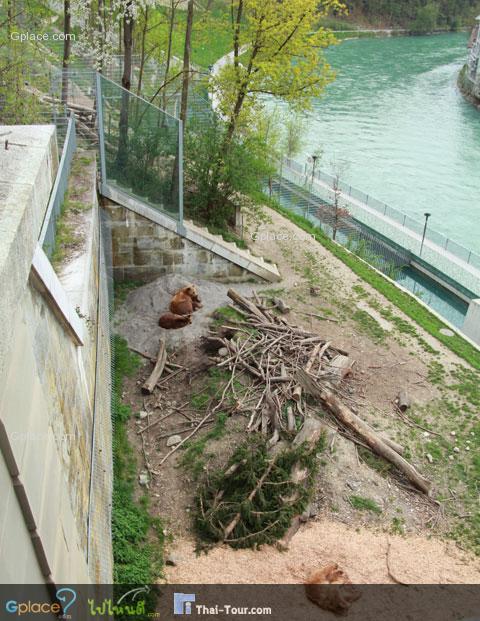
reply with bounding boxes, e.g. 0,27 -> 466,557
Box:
310,154 -> 319,192
420,212 -> 431,257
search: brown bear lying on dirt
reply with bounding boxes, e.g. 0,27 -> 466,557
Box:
158,312 -> 192,330
158,285 -> 202,330
305,563 -> 361,615
169,285 -> 203,316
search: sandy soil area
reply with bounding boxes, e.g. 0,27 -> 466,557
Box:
166,520 -> 480,584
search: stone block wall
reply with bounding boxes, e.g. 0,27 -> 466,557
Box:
103,199 -> 253,283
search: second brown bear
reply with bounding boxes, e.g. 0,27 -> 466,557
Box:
169,285 -> 203,316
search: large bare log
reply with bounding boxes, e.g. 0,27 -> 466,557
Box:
141,339 -> 167,394
227,289 -> 269,322
296,369 -> 431,495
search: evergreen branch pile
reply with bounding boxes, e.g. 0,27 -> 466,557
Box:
195,435 -> 325,549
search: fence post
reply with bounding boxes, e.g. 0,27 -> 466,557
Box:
95,72 -> 107,189
178,119 -> 184,228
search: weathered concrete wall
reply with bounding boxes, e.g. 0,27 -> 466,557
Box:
103,199 -> 254,283
459,64 -> 480,107
463,298 -> 480,346
0,126 -> 112,584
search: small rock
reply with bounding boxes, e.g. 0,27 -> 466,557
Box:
449,455 -> 454,461
167,434 -> 182,447
300,509 -> 310,523
466,447 -> 470,451
139,472 -> 149,486
166,553 -> 183,567
426,453 -> 433,464
439,328 -> 454,337
218,347 -> 229,357
450,431 -> 456,437
453,447 -> 460,453
139,410 -> 148,420
423,431 -> 430,437
309,504 -> 319,518
346,480 -> 360,491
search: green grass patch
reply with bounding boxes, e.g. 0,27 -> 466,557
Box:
208,225 -> 248,249
352,309 -> 386,343
263,197 -> 480,371
358,446 -> 393,476
180,412 -> 228,479
112,336 -> 165,584
147,5 -> 232,70
349,495 -> 382,515
114,280 -> 145,309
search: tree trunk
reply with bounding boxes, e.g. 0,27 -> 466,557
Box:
171,0 -> 194,211
116,5 -> 134,171
136,6 -> 149,96
122,9 -> 133,91
142,339 -> 166,394
61,0 -> 71,104
162,0 -> 177,110
180,0 -> 194,126
296,369 -> 432,495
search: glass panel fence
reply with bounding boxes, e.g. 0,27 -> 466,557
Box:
97,74 -> 182,222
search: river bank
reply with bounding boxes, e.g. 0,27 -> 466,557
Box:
458,64 -> 480,108
281,32 -> 480,254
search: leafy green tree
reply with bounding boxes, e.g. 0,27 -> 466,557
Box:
211,0 -> 344,146
411,2 -> 439,32
184,117 -> 274,227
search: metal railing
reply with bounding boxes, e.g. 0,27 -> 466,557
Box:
286,158 -> 480,269
39,113 -> 77,256
281,158 -> 480,297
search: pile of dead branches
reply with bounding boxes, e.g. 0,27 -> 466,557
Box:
205,289 -> 431,497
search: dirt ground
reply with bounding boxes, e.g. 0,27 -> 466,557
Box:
166,521 -> 480,584
115,205 -> 480,585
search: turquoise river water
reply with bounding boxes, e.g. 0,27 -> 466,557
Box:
293,33 -> 480,254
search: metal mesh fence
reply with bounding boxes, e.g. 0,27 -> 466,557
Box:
280,158 -> 480,298
39,114 -> 77,257
270,175 -> 471,328
97,74 -> 183,222
87,202 -> 114,584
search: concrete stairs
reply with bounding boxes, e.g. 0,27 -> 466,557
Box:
101,182 -> 281,283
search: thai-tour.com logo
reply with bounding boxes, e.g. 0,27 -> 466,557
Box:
173,592 -> 272,616
174,593 -> 196,615
5,588 -> 77,617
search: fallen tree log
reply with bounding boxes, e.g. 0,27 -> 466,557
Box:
142,339 -> 166,394
296,369 -> 431,495
396,390 -> 411,412
227,289 -> 268,322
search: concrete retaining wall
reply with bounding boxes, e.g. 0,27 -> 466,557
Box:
0,126 -> 112,584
